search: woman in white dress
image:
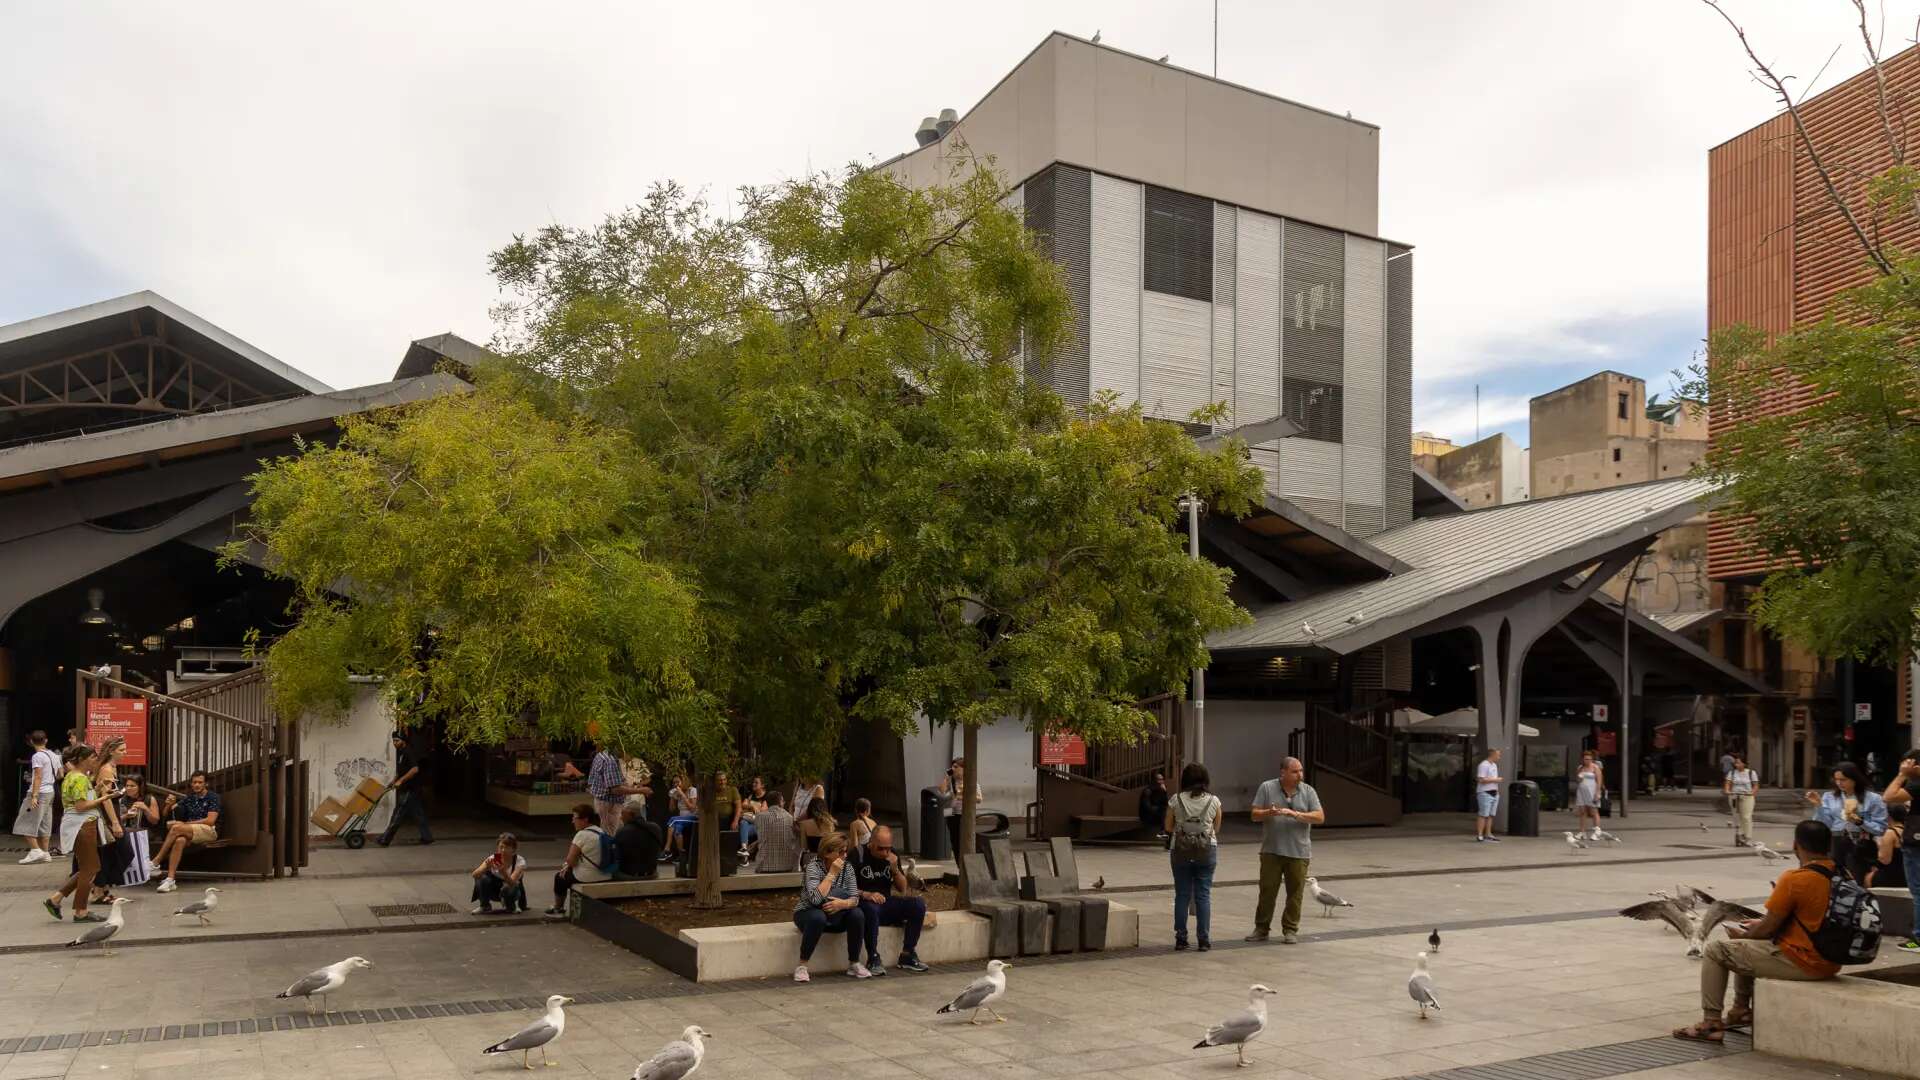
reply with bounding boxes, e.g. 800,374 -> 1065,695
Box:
1573,749 -> 1604,839
117,775 -> 160,888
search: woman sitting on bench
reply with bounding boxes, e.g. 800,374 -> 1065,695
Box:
149,770 -> 221,895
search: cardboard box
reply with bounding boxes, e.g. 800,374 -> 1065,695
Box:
341,777 -> 385,815
310,797 -> 352,836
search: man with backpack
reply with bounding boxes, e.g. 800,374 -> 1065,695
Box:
1675,820 -> 1869,1043
546,803 -> 615,920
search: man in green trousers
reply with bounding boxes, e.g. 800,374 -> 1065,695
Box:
1245,756 -> 1324,944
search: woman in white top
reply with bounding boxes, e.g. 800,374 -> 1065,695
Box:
1723,751 -> 1759,846
1573,750 -> 1605,840
1164,763 -> 1223,952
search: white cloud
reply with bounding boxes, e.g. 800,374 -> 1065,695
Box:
0,0 -> 1898,397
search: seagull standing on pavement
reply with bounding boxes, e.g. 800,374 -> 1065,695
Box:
937,959 -> 1012,1025
1752,841 -> 1789,862
1563,831 -> 1589,853
1591,828 -> 1622,844
65,897 -> 131,956
1408,952 -> 1441,1019
631,1025 -> 710,1080
482,995 -> 572,1070
1306,877 -> 1353,916
171,886 -> 221,926
276,956 -> 374,1014
1193,984 -> 1276,1068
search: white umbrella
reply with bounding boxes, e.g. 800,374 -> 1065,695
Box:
1405,707 -> 1539,738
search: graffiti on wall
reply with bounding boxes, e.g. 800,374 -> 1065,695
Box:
333,757 -> 390,791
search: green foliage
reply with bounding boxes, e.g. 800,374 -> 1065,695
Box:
1691,254 -> 1920,664
240,163 -> 1259,782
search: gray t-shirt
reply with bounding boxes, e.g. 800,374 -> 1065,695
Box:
1253,779 -> 1320,859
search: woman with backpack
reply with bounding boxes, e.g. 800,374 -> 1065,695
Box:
1165,763 -> 1223,952
1806,761 -> 1888,881
545,803 -> 614,920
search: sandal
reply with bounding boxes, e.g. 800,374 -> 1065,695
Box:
1672,1020 -> 1725,1043
1723,1008 -> 1753,1030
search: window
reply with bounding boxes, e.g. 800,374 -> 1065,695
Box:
1143,186 -> 1212,302
1616,392 -> 1629,420
1611,448 -> 1621,462
1283,377 -> 1343,442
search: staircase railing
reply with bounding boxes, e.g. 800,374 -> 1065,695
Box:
1301,705 -> 1394,792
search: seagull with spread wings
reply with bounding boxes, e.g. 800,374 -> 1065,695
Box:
1618,892 -> 1762,957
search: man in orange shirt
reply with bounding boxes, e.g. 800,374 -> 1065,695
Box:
1676,820 -> 1840,1043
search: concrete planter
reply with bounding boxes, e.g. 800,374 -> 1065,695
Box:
1756,963 -> 1920,1078
572,890 -> 1139,982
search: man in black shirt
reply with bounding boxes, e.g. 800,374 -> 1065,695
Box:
613,803 -> 662,879
376,732 -> 433,846
850,825 -> 930,975
1139,771 -> 1169,837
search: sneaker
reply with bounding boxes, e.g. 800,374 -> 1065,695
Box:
1899,940 -> 1920,952
896,954 -> 929,973
793,965 -> 811,983
1473,836 -> 1484,842
1174,939 -> 1190,951
1243,930 -> 1270,942
867,958 -> 888,977
145,859 -> 161,875
42,898 -> 61,921
1198,939 -> 1212,952
1281,932 -> 1299,944
471,903 -> 493,915
18,849 -> 47,864
1483,835 -> 1502,843
846,963 -> 872,979
155,878 -> 178,894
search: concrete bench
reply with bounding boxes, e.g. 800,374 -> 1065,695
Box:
679,900 -> 1138,982
575,873 -> 804,901
1757,964 -> 1920,1078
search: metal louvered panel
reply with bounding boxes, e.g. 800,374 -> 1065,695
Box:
1212,204 -> 1236,428
1288,495 -> 1343,525
1143,186 -> 1213,302
1343,445 -> 1385,511
1284,220 -> 1344,385
1141,292 -> 1213,424
1344,503 -> 1386,539
1248,446 -> 1281,497
1089,173 -> 1142,405
1380,636 -> 1412,692
1385,244 -> 1414,527
1342,235 -> 1385,448
1350,645 -> 1386,690
1024,166 -> 1092,404
1279,437 -> 1343,509
1234,210 -> 1281,445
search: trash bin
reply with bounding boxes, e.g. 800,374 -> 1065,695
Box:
1507,780 -> 1540,837
919,787 -> 950,859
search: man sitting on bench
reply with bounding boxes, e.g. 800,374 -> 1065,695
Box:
150,771 -> 222,894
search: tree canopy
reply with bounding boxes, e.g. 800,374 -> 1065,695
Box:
238,164 -> 1260,807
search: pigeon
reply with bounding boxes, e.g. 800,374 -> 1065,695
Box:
66,897 -> 131,956
1427,928 -> 1441,954
631,1025 -> 710,1080
171,886 -> 221,926
937,959 -> 1012,1025
1618,893 -> 1763,957
1408,952 -> 1441,1019
1091,875 -> 1105,890
1306,877 -> 1353,916
483,994 -> 573,1070
1563,831 -> 1589,852
276,956 -> 374,1014
1193,983 -> 1277,1068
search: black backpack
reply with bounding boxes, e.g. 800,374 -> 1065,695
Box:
1796,864 -> 1881,965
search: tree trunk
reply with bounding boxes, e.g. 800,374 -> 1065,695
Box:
957,722 -> 979,908
692,769 -> 723,909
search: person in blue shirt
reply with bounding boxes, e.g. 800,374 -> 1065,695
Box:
1805,760 -> 1887,881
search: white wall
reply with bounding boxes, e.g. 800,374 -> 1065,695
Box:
1201,699 -> 1305,810
300,684 -> 396,835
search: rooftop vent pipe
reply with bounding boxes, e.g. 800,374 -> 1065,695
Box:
914,117 -> 940,147
935,108 -> 959,137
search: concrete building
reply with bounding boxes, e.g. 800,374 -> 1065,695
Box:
1529,372 -> 1706,500
1708,46 -> 1920,782
1414,431 -> 1527,509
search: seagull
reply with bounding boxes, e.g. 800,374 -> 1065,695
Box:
1091,29 -> 1101,43
1427,928 -> 1441,954
66,897 -> 131,956
1300,622 -> 1315,638
1563,831 -> 1589,853
1408,952 -> 1441,1019
1618,894 -> 1763,957
276,956 -> 374,1014
1591,828 -> 1622,844
1306,877 -> 1353,916
483,995 -> 572,1070
937,959 -> 1011,1025
1752,841 -> 1789,862
631,1025 -> 710,1080
171,886 -> 221,926
1699,822 -> 1711,833
1157,53 -> 1170,63
898,857 -> 927,893
1346,611 -> 1363,624
1193,983 -> 1276,1068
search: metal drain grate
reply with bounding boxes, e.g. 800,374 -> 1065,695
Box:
1399,1031 -> 1751,1080
1663,843 -> 1725,851
368,903 -> 456,917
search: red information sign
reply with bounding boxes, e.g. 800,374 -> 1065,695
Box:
1596,730 -> 1618,756
1039,733 -> 1087,766
85,698 -> 149,766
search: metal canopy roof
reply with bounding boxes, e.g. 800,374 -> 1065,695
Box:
1567,599 -> 1766,695
394,332 -> 491,381
1651,608 -> 1724,635
1208,476 -> 1717,656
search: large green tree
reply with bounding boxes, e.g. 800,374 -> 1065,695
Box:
240,164 -> 1258,904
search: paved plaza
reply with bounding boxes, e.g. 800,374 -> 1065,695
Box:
0,793 -> 1903,1080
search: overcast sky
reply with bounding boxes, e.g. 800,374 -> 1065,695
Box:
0,1 -> 1900,447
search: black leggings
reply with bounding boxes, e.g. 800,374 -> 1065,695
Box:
793,905 -> 866,963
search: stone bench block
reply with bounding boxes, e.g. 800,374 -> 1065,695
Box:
1757,965 -> 1920,1079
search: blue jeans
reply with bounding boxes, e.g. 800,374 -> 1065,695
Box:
858,895 -> 927,962
793,904 -> 866,964
1171,849 -> 1217,945
379,790 -> 432,844
739,819 -> 756,846
1904,848 -> 1920,942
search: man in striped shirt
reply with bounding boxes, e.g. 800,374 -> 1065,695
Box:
588,741 -> 643,832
